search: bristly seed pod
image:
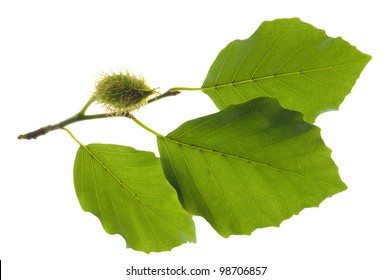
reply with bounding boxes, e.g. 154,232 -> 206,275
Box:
93,71 -> 156,115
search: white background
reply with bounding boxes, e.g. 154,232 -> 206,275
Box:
1,0 -> 390,279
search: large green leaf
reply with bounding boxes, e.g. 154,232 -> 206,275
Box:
158,97 -> 346,237
73,144 -> 196,253
202,18 -> 371,122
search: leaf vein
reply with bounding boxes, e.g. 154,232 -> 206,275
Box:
249,163 -> 291,220
212,113 -> 296,151
250,28 -> 287,79
199,151 -> 242,227
223,156 -> 274,225
274,36 -> 312,74
231,38 -> 256,82
188,109 -> 253,146
214,41 -> 235,86
177,144 -> 215,221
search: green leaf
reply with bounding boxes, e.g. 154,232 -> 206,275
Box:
157,97 -> 346,237
202,18 -> 371,122
73,144 -> 196,253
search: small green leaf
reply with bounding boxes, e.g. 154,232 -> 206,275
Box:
73,144 -> 195,253
158,97 -> 346,237
202,18 -> 371,122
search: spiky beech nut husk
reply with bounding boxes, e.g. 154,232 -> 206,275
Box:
93,71 -> 156,115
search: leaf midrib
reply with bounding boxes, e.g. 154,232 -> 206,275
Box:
80,145 -> 144,205
160,135 -> 272,168
202,62 -> 361,91
160,135 -> 334,185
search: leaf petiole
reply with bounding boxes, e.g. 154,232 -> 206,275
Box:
168,87 -> 202,92
128,115 -> 163,138
62,127 -> 85,147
